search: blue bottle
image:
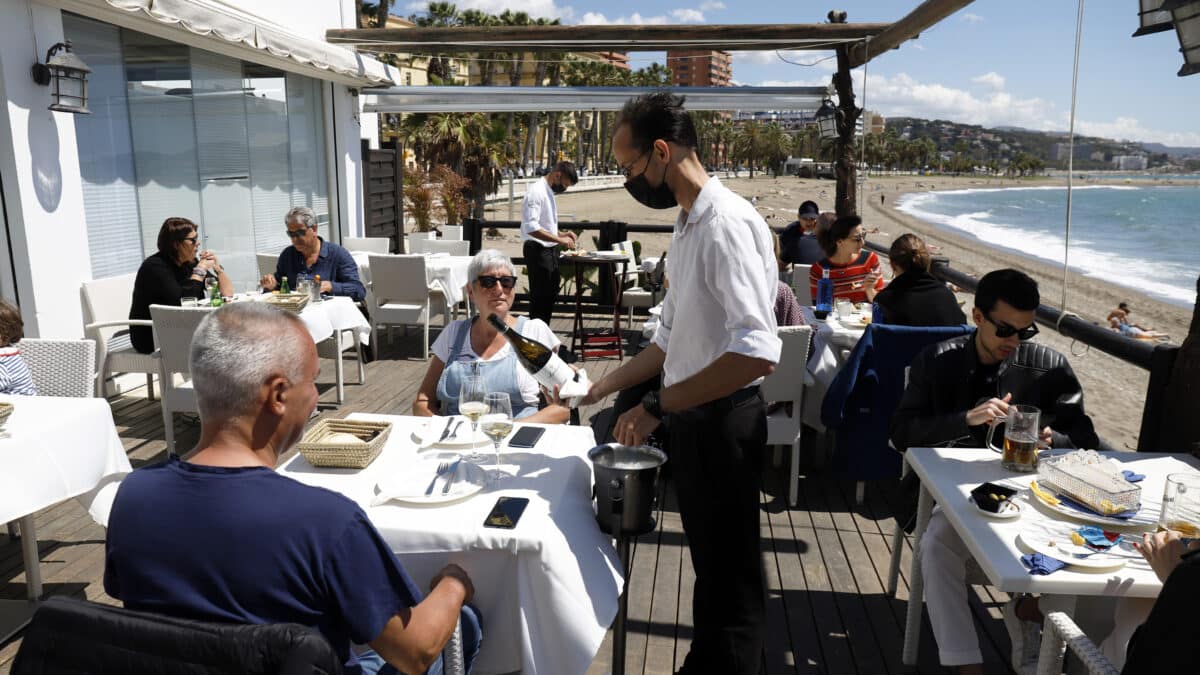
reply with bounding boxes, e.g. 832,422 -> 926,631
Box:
816,268 -> 834,315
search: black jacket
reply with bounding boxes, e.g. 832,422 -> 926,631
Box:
890,333 -> 1099,451
1121,548 -> 1200,674
779,221 -> 825,266
874,270 -> 966,327
129,252 -> 206,354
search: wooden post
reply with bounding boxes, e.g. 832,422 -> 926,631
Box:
832,43 -> 860,217
394,143 -> 405,253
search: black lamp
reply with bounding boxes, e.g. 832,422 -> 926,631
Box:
31,41 -> 92,114
814,98 -> 839,140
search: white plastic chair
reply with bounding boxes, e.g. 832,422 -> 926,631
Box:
81,273 -> 157,399
406,237 -> 436,255
343,237 -> 391,254
760,324 -> 812,507
150,304 -> 210,455
256,253 -> 278,281
18,338 -> 97,398
791,263 -> 813,306
440,225 -> 464,241
1036,612 -> 1119,675
366,254 -> 448,359
422,239 -> 470,256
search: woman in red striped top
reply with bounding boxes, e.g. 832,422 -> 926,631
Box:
809,215 -> 885,304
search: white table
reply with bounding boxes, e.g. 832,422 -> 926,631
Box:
0,394 -> 131,641
799,305 -> 865,431
352,252 -> 473,306
901,447 -> 1200,666
279,414 -> 623,675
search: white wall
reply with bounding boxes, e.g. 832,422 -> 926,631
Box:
330,83 -> 365,240
0,0 -> 91,338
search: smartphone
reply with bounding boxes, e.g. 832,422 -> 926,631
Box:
483,496 -> 529,529
507,426 -> 545,449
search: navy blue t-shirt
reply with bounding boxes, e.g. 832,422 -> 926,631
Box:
104,458 -> 421,673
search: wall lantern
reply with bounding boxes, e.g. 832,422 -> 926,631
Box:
31,41 -> 92,114
814,98 -> 839,140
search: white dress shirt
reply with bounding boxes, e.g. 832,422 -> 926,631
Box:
653,177 -> 782,389
520,177 -> 559,247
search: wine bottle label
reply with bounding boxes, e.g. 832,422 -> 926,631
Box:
531,352 -> 576,390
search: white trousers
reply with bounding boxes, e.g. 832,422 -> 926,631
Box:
921,509 -> 983,666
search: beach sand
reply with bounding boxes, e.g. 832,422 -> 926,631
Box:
479,174 -> 1195,450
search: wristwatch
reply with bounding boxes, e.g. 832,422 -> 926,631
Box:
641,390 -> 663,420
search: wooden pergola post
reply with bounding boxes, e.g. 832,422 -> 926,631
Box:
832,42 -> 860,218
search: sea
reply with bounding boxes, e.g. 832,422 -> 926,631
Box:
894,181 -> 1200,307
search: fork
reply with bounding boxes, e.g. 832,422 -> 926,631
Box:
446,419 -> 465,441
424,461 -> 454,496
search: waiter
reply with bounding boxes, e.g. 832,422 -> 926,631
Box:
520,161 -> 578,323
582,92 -> 781,675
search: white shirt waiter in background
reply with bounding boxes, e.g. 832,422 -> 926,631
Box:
520,161 -> 578,323
582,92 -> 781,675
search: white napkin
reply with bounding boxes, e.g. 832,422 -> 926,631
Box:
559,368 -> 591,409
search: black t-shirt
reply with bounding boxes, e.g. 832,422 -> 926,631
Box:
129,252 -> 206,354
779,221 -> 825,266
968,359 -> 1001,408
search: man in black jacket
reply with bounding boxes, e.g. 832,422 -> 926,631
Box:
890,269 -> 1099,675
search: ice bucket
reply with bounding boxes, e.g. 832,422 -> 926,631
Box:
589,443 -> 667,536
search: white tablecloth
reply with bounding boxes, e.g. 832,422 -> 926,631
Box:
296,295 -> 371,346
279,414 -> 623,675
0,394 -> 130,527
352,252 -> 473,306
800,306 -> 865,431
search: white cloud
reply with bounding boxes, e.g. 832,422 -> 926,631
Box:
909,43 -> 926,51
733,50 -> 837,72
960,12 -> 984,24
579,11 -> 670,25
670,8 -> 706,22
971,71 -> 1006,91
699,1 -> 726,10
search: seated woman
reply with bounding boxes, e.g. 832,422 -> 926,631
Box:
414,249 -> 569,423
809,215 -> 885,305
0,300 -> 36,395
129,217 -> 233,354
873,233 -> 966,326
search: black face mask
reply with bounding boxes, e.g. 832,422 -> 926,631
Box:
623,155 -> 677,209
550,182 -> 566,195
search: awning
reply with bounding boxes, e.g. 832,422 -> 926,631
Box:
362,85 -> 832,113
48,0 -> 395,86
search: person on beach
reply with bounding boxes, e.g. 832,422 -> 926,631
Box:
873,234 -> 965,327
809,215 -> 885,305
520,161 -> 578,323
891,269 -> 1099,675
583,91 -> 780,675
1107,302 -> 1169,340
778,200 -> 824,267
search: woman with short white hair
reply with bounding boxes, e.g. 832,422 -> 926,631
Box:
413,249 -> 569,423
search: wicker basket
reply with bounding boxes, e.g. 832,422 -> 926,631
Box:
298,418 -> 392,469
264,292 -> 310,313
0,401 -> 12,426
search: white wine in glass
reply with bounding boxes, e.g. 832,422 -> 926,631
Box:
458,374 -> 487,461
479,392 -> 513,484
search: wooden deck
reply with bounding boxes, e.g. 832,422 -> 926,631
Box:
1,313 -> 1019,674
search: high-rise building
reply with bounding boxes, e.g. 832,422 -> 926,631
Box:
666,50 -> 732,87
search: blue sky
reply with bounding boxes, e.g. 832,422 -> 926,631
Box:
400,1 -> 1200,147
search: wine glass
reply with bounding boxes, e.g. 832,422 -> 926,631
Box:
458,374 -> 487,461
479,392 -> 513,484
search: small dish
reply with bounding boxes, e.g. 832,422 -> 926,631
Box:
970,495 -> 1021,519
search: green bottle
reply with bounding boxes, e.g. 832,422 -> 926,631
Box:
280,275 -> 290,294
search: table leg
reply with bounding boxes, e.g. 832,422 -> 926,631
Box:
571,264 -> 585,360
612,261 -> 625,361
902,483 -> 934,667
334,337 -> 345,404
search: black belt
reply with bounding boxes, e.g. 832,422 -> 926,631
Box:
679,386 -> 762,416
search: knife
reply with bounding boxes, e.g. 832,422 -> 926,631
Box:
440,458 -> 464,495
434,417 -> 455,444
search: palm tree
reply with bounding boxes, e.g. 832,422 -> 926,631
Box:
732,121 -> 763,178
411,2 -> 460,83
759,123 -> 792,175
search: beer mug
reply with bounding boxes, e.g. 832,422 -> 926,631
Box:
986,404 -> 1041,472
1158,473 -> 1200,536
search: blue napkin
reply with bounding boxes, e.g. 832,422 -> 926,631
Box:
1057,493 -> 1138,520
1022,552 -> 1067,575
1076,525 -> 1114,549
1122,470 -> 1145,483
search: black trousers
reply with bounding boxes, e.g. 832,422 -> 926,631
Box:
670,387 -> 767,675
523,240 -> 560,324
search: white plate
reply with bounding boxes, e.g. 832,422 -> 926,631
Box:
373,456 -> 487,506
970,496 -> 1022,520
1027,483 -> 1158,529
591,250 -> 627,258
837,315 -> 870,331
411,416 -> 492,450
1016,521 -> 1132,570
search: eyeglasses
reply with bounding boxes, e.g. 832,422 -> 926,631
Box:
183,235 -> 198,244
477,275 -> 518,289
619,151 -> 650,179
984,313 -> 1039,340
286,228 -> 308,239
849,233 -> 867,243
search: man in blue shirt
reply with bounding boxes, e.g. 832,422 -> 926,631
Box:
261,206 -> 367,301
104,303 -> 480,674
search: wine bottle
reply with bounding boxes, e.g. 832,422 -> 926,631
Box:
487,314 -> 579,392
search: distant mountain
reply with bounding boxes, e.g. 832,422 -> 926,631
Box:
1139,142 -> 1200,158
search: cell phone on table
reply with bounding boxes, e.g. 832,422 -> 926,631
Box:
507,426 -> 545,449
483,496 -> 529,529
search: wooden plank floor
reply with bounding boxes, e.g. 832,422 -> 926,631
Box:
1,312 -> 1017,674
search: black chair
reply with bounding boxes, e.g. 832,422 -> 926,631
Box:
12,596 -> 343,675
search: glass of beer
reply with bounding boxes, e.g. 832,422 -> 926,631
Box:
1158,473 -> 1200,536
987,404 -> 1041,472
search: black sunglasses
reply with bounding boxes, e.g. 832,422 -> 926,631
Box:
286,228 -> 308,239
984,313 -> 1039,340
477,275 -> 518,289
183,235 -> 198,244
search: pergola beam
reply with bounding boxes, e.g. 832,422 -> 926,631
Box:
361,85 -> 832,113
847,0 -> 976,67
326,23 -> 890,53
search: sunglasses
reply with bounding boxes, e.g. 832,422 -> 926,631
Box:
183,235 -> 198,244
477,275 -> 518,289
286,228 -> 308,238
984,313 -> 1039,340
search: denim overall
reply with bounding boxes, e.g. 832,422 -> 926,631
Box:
436,316 -> 538,419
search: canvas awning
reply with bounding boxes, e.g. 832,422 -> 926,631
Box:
48,0 -> 396,85
362,85 -> 832,113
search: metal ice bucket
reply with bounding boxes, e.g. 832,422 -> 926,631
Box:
588,443 -> 667,536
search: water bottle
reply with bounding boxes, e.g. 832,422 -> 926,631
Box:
816,268 -> 834,316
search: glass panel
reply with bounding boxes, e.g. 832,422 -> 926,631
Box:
65,15 -> 142,279
286,74 -> 330,239
244,63 -> 292,257
123,30 -> 202,259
